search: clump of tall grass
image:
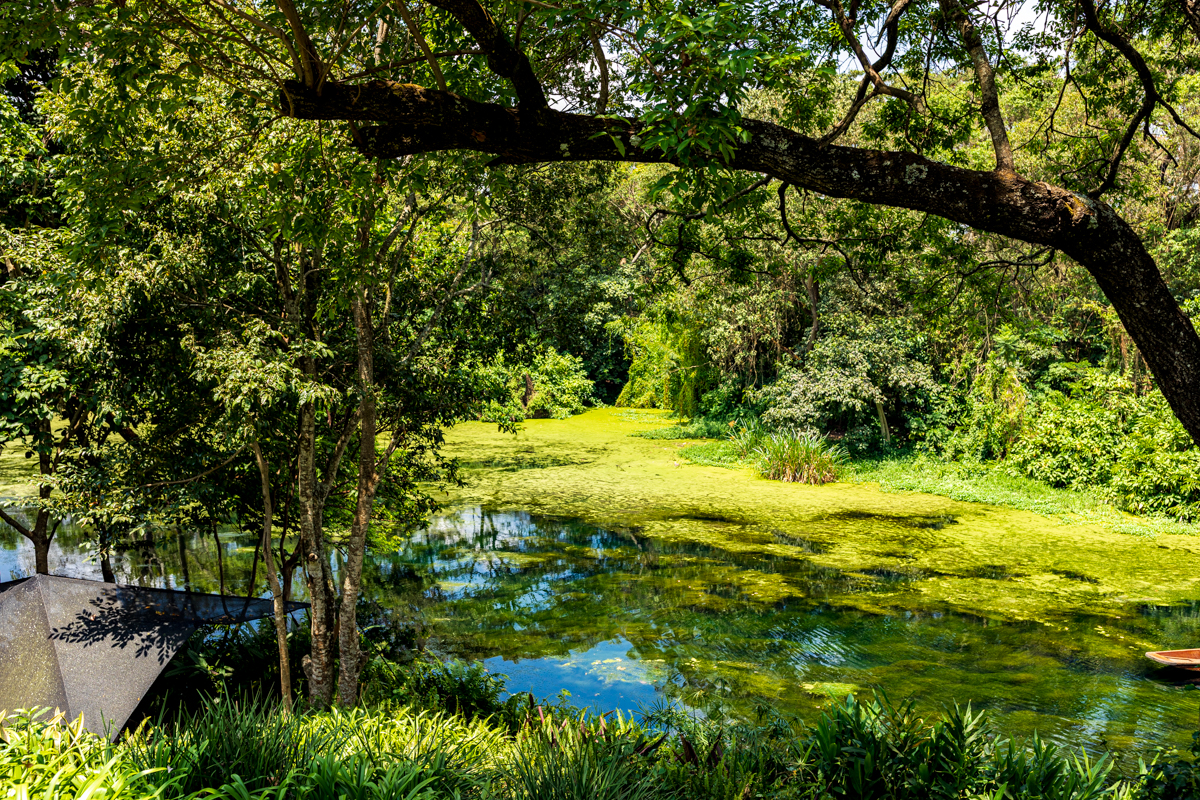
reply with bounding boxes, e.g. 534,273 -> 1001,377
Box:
124,691 -> 347,796
754,429 -> 848,485
0,708 -> 163,800
503,710 -> 662,800
728,418 -> 768,459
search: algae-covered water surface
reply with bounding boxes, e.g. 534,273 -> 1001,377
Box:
4,408 -> 1200,764
418,409 -> 1200,762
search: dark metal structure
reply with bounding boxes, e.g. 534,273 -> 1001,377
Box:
0,574 -> 306,739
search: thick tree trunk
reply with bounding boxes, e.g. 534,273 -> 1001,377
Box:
337,288 -> 379,707
281,82 -> 1200,447
252,440 -> 293,713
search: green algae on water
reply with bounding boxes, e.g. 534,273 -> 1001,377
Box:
377,504 -> 1200,770
437,409 -> 1200,621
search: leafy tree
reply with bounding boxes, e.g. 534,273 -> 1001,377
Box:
7,0 -> 1198,442
16,58 -> 505,706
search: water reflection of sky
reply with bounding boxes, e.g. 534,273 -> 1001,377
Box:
5,505 -> 1200,765
402,507 -> 1200,766
485,637 -> 670,715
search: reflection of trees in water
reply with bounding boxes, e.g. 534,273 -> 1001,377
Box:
0,512 -> 269,594
384,509 -> 870,684
368,508 -> 1200,734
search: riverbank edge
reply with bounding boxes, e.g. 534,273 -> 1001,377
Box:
672,436 -> 1200,539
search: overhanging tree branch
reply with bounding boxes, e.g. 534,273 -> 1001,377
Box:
278,77 -> 1200,448
424,0 -> 548,108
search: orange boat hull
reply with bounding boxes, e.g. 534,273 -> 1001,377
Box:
1146,649 -> 1200,669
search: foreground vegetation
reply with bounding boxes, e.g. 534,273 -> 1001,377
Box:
7,655 -> 1200,800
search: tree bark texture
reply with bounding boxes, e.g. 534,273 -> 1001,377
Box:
0,419 -> 60,575
252,440 -> 293,714
297,399 -> 336,708
337,287 -> 379,707
280,80 -> 1200,448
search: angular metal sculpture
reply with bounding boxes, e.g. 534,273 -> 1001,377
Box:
0,574 -> 306,739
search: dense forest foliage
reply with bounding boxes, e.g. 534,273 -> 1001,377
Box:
3,1 -> 1200,784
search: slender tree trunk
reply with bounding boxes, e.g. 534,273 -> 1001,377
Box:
177,530 -> 191,591
337,288 -> 379,707
875,399 -> 891,444
31,510 -> 50,575
297,399 -> 337,708
31,417 -> 55,573
252,440 -> 293,713
0,505 -> 52,574
100,538 -> 115,583
803,273 -> 819,355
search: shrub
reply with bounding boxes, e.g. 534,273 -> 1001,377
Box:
1005,367 -> 1200,520
360,654 -> 509,723
481,346 -> 596,422
753,319 -> 938,455
1110,395 -> 1200,520
755,430 -> 848,484
1139,732 -> 1200,799
630,417 -> 731,440
1006,367 -> 1132,491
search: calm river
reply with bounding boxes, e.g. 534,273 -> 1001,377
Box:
3,501 -> 1199,769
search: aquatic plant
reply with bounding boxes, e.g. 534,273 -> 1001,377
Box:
754,429 -> 848,484
729,417 -> 768,459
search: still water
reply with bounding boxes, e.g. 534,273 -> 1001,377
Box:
3,504 -> 1199,765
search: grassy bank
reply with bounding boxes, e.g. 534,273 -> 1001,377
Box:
848,455 -> 1200,538
6,659 -> 1197,800
670,433 -> 1200,539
